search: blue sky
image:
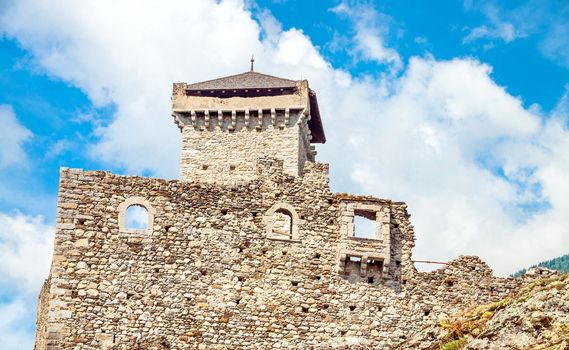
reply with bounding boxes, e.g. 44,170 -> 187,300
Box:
1,0 -> 569,348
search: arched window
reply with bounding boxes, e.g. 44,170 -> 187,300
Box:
125,205 -> 149,230
263,203 -> 302,241
271,209 -> 293,239
118,197 -> 155,233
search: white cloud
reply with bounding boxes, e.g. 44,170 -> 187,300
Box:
0,105 -> 32,168
1,0 -> 569,283
330,1 -> 402,71
0,212 -> 53,349
0,299 -> 34,350
0,212 -> 54,294
463,4 -> 524,45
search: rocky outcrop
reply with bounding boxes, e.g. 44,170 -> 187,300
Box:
398,268 -> 569,350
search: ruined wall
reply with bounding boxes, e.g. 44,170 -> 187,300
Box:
33,277 -> 50,350
36,160 -> 525,350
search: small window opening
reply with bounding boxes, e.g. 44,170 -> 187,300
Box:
270,210 -> 292,239
353,210 -> 377,239
367,276 -> 374,284
125,205 -> 149,230
344,255 -> 362,278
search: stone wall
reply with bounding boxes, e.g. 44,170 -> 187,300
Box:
177,110 -> 311,183
35,159 -> 526,349
33,277 -> 50,350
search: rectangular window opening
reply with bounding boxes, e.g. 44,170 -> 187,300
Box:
353,210 -> 377,239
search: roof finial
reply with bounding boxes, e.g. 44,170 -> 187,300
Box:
250,54 -> 254,72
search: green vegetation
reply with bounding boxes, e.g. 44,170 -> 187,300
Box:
512,253 -> 569,277
440,338 -> 466,350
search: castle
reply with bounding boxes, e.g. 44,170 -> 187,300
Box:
35,69 -> 524,349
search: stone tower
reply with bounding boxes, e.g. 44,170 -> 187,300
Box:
171,70 -> 325,183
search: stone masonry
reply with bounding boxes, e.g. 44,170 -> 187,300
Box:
35,70 -> 528,349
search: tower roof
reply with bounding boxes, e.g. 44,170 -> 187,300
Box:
185,71 -> 326,143
186,71 -> 297,90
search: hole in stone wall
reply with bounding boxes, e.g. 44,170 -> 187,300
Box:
125,205 -> 149,230
354,210 -> 377,239
343,255 -> 362,278
71,290 -> 78,298
202,165 -> 209,170
302,306 -> 309,313
314,252 -> 321,259
282,250 -> 287,256
396,260 -> 401,266
154,268 -> 160,273
236,298 -> 241,304
229,165 -> 236,171
200,269 -> 207,276
368,276 -> 374,284
402,279 -> 407,285
377,306 -> 383,312
77,218 -> 86,225
446,280 -> 454,287
251,211 -> 258,217
238,247 -> 243,253
221,208 -> 228,215
164,225 -> 171,232
424,310 -> 431,316
315,275 -> 321,281
349,305 -> 356,311
127,292 -> 134,300
291,281 -> 299,287
321,303 -> 329,309
237,276 -> 245,282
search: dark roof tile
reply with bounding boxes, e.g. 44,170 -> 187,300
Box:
186,71 -> 297,91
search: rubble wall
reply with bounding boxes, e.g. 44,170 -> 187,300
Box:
38,160 -> 523,349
